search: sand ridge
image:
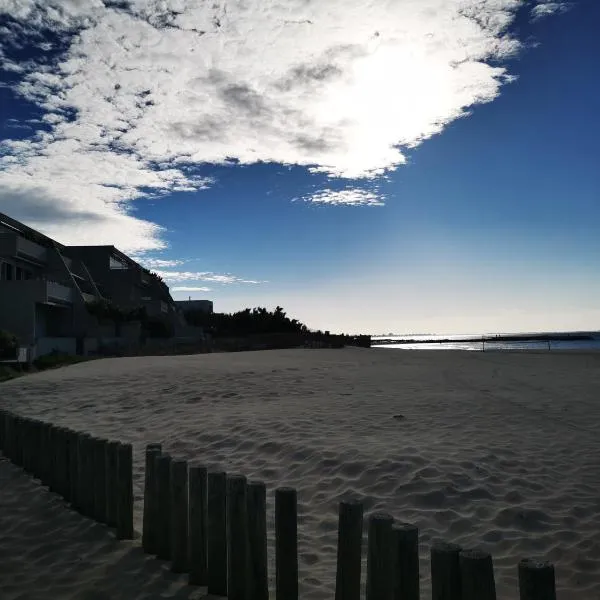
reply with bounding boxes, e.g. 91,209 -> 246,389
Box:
1,348 -> 600,599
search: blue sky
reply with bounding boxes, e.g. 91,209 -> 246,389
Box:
1,0 -> 598,334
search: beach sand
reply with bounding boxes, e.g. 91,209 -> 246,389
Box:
1,348 -> 599,599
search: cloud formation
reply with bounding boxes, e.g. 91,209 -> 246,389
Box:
298,188 -> 385,206
0,0 -> 556,249
155,270 -> 263,285
531,1 -> 571,20
171,286 -> 212,293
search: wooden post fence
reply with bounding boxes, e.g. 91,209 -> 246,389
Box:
335,500 -> 363,600
275,487 -> 299,600
156,453 -> 173,559
247,480 -> 268,600
227,474 -> 249,600
366,513 -> 394,600
189,464 -> 208,586
0,411 -> 564,600
171,458 -> 189,573
142,443 -> 162,554
208,470 -> 228,596
393,522 -> 420,600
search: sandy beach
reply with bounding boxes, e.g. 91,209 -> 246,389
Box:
1,348 -> 599,599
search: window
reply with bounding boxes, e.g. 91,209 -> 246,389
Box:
16,266 -> 22,280
109,255 -> 128,270
5,263 -> 13,280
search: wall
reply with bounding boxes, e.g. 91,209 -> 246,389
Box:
0,281 -> 39,344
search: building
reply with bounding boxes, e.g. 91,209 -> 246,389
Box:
175,299 -> 214,314
0,211 -> 187,358
65,245 -> 175,321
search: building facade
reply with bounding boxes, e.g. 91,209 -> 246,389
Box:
0,212 -> 194,358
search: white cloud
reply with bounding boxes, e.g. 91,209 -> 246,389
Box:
531,2 -> 571,21
298,188 -> 385,206
155,270 -> 264,285
0,0 -> 565,249
172,286 -> 212,293
140,258 -> 184,269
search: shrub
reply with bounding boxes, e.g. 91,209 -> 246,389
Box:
0,329 -> 18,360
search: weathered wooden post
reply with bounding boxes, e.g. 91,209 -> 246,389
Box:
49,424 -> 61,494
393,523 -> 419,600
156,453 -> 173,559
518,559 -> 556,600
62,427 -> 72,502
431,541 -> 462,600
77,433 -> 93,516
105,440 -> 120,527
93,437 -> 108,523
227,474 -> 249,600
21,417 -> 31,473
40,421 -> 52,487
207,470 -> 228,596
275,487 -> 299,600
67,429 -> 79,507
171,458 -> 189,573
116,442 -> 134,540
247,481 -> 268,600
31,419 -> 42,479
366,513 -> 394,600
142,443 -> 162,553
189,465 -> 208,586
15,415 -> 24,467
459,549 -> 496,600
335,500 -> 364,600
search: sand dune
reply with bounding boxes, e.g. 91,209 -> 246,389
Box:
1,348 -> 600,599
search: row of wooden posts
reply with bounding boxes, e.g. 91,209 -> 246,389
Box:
0,409 -> 558,600
0,409 -> 134,540
141,443 -> 557,600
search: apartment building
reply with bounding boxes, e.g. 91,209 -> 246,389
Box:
0,212 -> 185,357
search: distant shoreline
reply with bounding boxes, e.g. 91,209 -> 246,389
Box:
372,332 -> 595,345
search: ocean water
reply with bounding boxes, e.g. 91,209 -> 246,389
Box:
372,332 -> 600,351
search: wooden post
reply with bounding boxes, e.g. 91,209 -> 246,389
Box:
77,433 -> 92,516
142,443 -> 162,553
116,442 -> 134,540
14,415 -> 23,467
227,474 -> 249,600
366,513 -> 394,600
393,523 -> 419,600
31,419 -> 42,479
431,541 -> 462,600
518,559 -> 556,600
171,458 -> 189,573
51,425 -> 63,495
21,417 -> 31,473
189,465 -> 208,586
62,427 -> 72,502
40,421 -> 52,487
275,487 -> 299,600
459,549 -> 496,600
335,500 -> 364,600
106,440 -> 120,528
207,471 -> 228,596
93,437 -> 108,523
247,481 -> 268,600
156,453 -> 173,559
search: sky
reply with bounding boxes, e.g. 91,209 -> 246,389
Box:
1,0 -> 599,335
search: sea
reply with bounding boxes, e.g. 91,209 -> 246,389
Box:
371,331 -> 600,352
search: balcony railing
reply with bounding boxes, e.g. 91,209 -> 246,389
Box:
0,279 -> 73,305
46,281 -> 73,303
0,232 -> 48,263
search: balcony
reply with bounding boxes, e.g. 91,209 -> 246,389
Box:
0,232 -> 48,263
0,279 -> 73,305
